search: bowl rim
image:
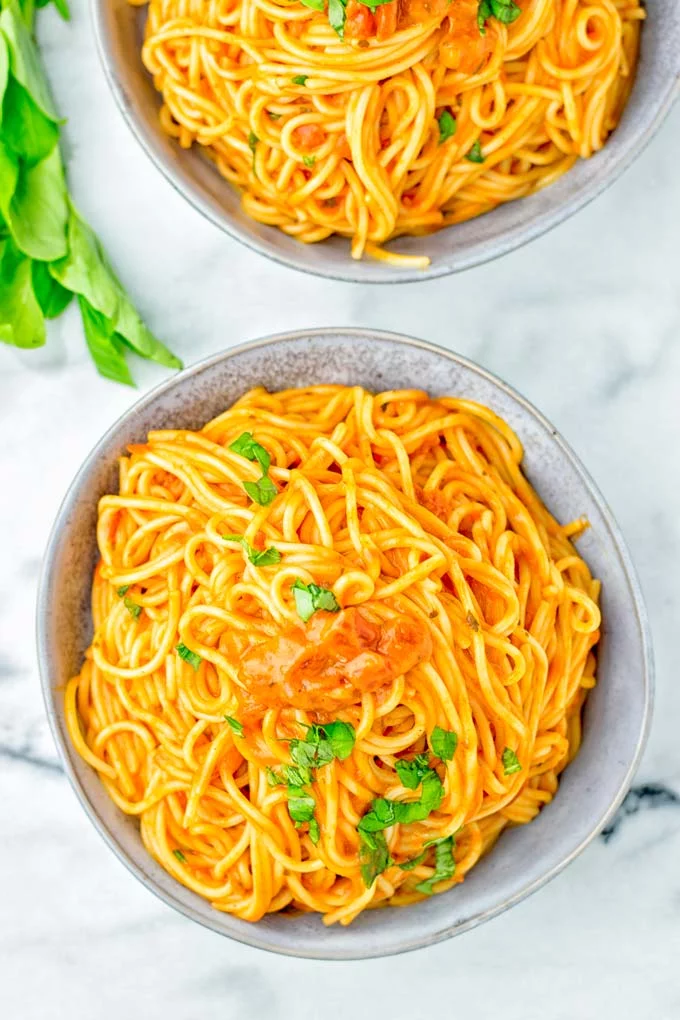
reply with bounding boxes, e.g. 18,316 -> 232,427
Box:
37,328 -> 655,958
90,0 -> 680,283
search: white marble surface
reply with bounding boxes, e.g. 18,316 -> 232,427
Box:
2,4 -> 680,1017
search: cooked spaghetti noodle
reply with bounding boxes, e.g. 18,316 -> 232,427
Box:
135,0 -> 643,266
66,385 -> 601,924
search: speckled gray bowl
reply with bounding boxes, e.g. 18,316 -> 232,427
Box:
92,1 -> 679,282
38,329 -> 653,958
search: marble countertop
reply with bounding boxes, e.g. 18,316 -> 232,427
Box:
2,5 -> 680,1018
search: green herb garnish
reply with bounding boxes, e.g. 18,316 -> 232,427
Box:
415,835 -> 455,894
243,475 -> 278,506
291,579 -> 340,622
286,787 -> 316,826
359,830 -> 393,887
123,597 -> 141,620
477,0 -> 521,33
395,752 -> 432,790
116,584 -> 130,597
502,747 -> 522,775
465,140 -> 485,163
358,769 -> 444,858
0,0 -> 181,383
176,643 -> 202,671
229,432 -> 271,474
172,849 -> 186,863
438,110 -> 457,144
300,0 -> 325,9
430,726 -> 458,762
291,74 -> 308,85
308,817 -> 320,844
224,715 -> 244,736
302,155 -> 316,168
224,534 -> 281,566
398,850 -> 427,871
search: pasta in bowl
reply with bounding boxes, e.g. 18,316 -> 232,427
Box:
38,330 -> 652,956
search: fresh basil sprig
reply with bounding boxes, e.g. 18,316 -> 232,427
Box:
478,0 -> 521,34
0,0 -> 181,382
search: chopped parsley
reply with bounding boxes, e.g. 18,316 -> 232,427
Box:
291,580 -> 340,621
224,534 -> 281,566
123,597 -> 142,620
430,726 -> 458,762
224,715 -> 244,736
438,110 -> 457,144
465,140 -> 485,163
502,747 -> 522,775
176,643 -> 202,671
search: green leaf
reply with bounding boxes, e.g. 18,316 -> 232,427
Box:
6,145 -> 67,259
116,585 -> 130,597
78,296 -> 134,386
176,642 -> 202,671
2,76 -> 59,165
0,137 -> 19,214
224,715 -> 244,736
358,770 -> 445,837
282,763 -> 313,787
291,580 -> 340,622
172,848 -> 186,863
360,0 -> 396,9
50,207 -> 120,318
224,534 -> 281,566
0,0 -> 58,119
266,766 -> 285,787
286,787 -> 316,826
414,835 -> 455,894
321,720 -> 355,760
438,110 -> 457,145
308,817 -> 320,844
465,140 -> 485,164
244,475 -> 277,506
35,0 -> 70,18
359,830 -> 392,887
113,293 -> 181,370
327,0 -> 346,37
502,747 -> 522,775
31,259 -> 72,318
300,0 -> 324,9
0,242 -> 45,348
291,74 -> 308,85
123,596 -> 142,619
395,753 -> 432,790
229,432 -> 271,474
489,0 -> 521,24
398,850 -> 427,871
0,30 -> 10,107
290,729 -> 334,770
302,155 -> 316,168
430,726 -> 458,762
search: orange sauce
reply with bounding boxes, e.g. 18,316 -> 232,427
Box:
237,607 -> 432,717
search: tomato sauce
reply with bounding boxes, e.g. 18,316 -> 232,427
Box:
237,607 -> 432,716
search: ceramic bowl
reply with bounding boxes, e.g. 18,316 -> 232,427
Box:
92,1 -> 680,282
38,329 -> 653,958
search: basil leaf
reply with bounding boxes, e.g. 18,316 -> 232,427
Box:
283,763 -> 313,787
123,596 -> 142,619
359,830 -> 393,887
308,817 -> 320,844
477,0 -> 492,31
430,726 -> 458,761
2,76 -> 59,166
266,766 -> 285,787
321,720 -> 355,760
172,848 -> 186,863
0,244 -> 45,348
465,140 -> 485,163
287,787 -> 316,826
327,0 -> 346,38
360,0 -> 395,8
291,74 -> 308,85
229,432 -> 271,473
300,0 -> 324,9
35,0 -> 70,18
224,534 -> 281,566
502,747 -> 521,775
490,0 -> 521,23
438,110 -> 457,145
6,145 -> 67,260
290,730 -> 334,770
243,475 -> 277,506
303,155 -> 316,168
0,30 -> 9,106
49,207 -> 120,318
0,137 -> 19,215
78,296 -> 134,386
31,259 -> 72,318
175,642 -> 202,671
112,291 -> 181,370
0,0 -> 58,119
291,579 -> 340,621
116,585 -> 130,597
224,714 -> 243,738
395,752 -> 431,790
358,770 -> 444,836
398,850 -> 427,871
415,835 -> 455,894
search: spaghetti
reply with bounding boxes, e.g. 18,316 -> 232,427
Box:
66,385 -> 601,925
135,0 -> 643,266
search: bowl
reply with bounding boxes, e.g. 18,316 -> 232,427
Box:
92,0 -> 680,283
38,328 -> 653,958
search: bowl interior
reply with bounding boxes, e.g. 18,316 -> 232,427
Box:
39,330 -> 652,958
95,0 -> 680,282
